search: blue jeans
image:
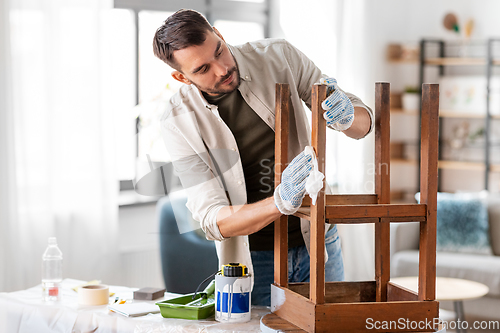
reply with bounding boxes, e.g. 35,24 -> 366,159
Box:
250,225 -> 344,306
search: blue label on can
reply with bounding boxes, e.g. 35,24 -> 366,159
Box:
216,291 -> 250,313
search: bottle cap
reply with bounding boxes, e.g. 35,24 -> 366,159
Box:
222,263 -> 248,277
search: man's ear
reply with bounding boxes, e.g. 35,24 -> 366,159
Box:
171,71 -> 191,85
212,27 -> 225,42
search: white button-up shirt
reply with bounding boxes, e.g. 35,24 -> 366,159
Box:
160,39 -> 373,286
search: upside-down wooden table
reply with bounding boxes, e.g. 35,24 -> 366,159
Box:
261,82 -> 441,333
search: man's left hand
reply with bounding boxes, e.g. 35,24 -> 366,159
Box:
320,77 -> 355,131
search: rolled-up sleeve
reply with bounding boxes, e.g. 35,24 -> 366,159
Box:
160,117 -> 228,241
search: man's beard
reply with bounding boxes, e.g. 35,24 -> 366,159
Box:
189,56 -> 241,96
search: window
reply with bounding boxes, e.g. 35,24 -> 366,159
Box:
214,20 -> 264,45
137,11 -> 180,166
111,1 -> 270,190
138,11 -> 179,104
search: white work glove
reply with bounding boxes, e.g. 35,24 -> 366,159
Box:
274,150 -> 313,215
320,77 -> 355,131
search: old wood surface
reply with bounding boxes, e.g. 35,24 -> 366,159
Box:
328,216 -> 427,223
288,281 -> 376,303
374,82 -> 391,302
387,282 -> 419,302
261,313 -> 306,332
418,84 -> 439,301
325,204 -> 426,220
269,294 -> 438,333
315,301 -> 439,333
274,83 -> 289,288
295,205 -> 427,223
301,194 -> 378,206
309,84 -> 327,304
271,284 -> 316,332
261,313 -> 446,333
326,217 -> 380,224
293,207 -> 316,220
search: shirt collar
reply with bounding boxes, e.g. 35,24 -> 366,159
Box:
195,86 -> 214,110
228,44 -> 251,83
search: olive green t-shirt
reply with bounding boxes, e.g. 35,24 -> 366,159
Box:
203,89 -> 304,251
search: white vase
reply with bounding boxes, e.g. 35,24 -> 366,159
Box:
402,93 -> 420,112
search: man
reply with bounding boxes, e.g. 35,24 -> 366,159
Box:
153,9 -> 373,306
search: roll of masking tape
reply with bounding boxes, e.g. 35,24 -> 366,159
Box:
78,284 -> 109,306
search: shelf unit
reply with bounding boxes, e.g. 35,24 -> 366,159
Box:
485,38 -> 500,189
425,57 -> 487,66
417,38 -> 500,192
388,39 -> 500,198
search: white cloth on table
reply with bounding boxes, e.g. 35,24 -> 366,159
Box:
0,279 -> 267,333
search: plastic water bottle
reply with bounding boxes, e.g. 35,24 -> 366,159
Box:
42,237 -> 63,302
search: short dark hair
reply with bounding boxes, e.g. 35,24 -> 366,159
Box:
153,9 -> 214,71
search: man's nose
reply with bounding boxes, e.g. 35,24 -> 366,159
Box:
213,61 -> 228,77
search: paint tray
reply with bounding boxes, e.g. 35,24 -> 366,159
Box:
156,280 -> 215,320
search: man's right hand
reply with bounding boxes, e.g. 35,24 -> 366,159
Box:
320,77 -> 355,131
274,151 -> 313,215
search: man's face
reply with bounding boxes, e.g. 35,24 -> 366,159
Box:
172,29 -> 240,96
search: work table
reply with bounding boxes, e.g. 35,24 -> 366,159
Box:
0,278 -> 267,333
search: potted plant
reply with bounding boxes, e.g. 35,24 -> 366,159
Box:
402,86 -> 420,112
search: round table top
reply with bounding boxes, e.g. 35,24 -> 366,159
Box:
390,276 -> 489,301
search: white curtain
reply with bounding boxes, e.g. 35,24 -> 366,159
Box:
0,0 -> 119,291
279,0 -> 375,281
333,0 -> 376,282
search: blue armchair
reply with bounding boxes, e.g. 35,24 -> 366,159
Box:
157,194 -> 218,294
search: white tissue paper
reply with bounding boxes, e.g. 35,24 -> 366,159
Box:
304,146 -> 325,205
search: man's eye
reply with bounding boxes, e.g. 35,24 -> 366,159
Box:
216,48 -> 223,57
200,66 -> 209,74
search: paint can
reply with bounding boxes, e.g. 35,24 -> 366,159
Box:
215,263 -> 251,323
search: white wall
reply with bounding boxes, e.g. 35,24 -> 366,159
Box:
363,0 -> 500,194
363,0 -> 500,93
